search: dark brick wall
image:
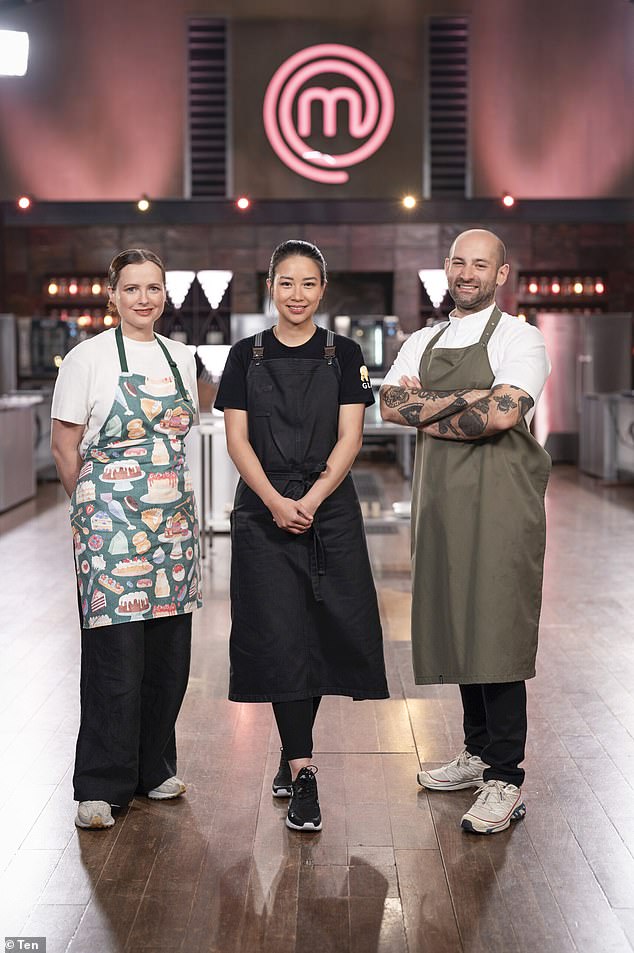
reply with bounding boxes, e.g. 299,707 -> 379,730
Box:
2,220 -> 632,333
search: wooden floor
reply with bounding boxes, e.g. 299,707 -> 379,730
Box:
1,464 -> 634,953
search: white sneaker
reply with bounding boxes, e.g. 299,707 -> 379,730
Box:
461,780 -> 526,834
147,776 -> 187,800
75,800 -> 115,829
417,749 -> 486,791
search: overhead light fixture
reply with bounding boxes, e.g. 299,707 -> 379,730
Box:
418,269 -> 449,310
402,195 -> 417,210
502,193 -> 515,208
197,270 -> 233,310
236,196 -> 250,210
137,195 -> 150,212
165,271 -> 195,309
17,194 -> 31,210
0,30 -> 29,76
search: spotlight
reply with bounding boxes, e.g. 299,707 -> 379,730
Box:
17,195 -> 31,210
528,281 -> 539,295
551,281 -> 561,294
236,196 -> 250,210
48,282 -> 59,296
594,280 -> 605,294
77,314 -> 92,328
91,282 -> 102,295
68,280 -> 78,295
137,196 -> 150,212
518,313 -> 527,322
402,195 -> 417,210
573,281 -> 584,294
0,30 -> 29,76
103,314 -> 115,327
502,193 -> 515,208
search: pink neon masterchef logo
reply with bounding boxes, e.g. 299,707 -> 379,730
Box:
263,44 -> 395,184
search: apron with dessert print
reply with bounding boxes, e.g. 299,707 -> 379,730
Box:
70,324 -> 203,629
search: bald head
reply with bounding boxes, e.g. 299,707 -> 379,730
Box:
449,229 -> 507,272
445,228 -> 510,317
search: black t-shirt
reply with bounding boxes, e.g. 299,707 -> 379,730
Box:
214,327 -> 375,411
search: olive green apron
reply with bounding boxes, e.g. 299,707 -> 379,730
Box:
410,306 -> 551,684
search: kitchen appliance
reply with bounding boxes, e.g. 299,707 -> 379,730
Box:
533,312 -> 632,461
0,314 -> 18,394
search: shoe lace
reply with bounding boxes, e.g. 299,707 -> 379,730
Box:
294,766 -> 318,799
473,779 -> 508,805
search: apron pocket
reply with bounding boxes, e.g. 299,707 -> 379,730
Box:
251,383 -> 272,417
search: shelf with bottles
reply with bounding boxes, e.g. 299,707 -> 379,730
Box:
516,272 -> 607,308
43,275 -> 114,335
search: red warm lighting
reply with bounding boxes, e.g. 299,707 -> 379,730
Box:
17,195 -> 31,210
68,281 -> 78,295
502,193 -> 515,208
528,281 -> 539,295
77,314 -> 92,327
551,282 -> 561,294
236,196 -> 250,210
594,281 -> 605,294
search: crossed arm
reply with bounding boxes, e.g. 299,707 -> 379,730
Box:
379,379 -> 534,440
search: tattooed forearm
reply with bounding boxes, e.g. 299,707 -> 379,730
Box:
424,385 -> 535,441
398,404 -> 424,426
382,386 -> 409,408
380,385 -> 488,428
518,394 -> 534,420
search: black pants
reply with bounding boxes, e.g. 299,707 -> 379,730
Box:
73,613 -> 192,806
272,697 -> 322,760
460,681 -> 527,786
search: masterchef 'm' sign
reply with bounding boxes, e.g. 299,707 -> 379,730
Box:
263,44 -> 395,184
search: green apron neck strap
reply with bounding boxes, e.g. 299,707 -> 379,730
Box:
114,323 -> 129,372
423,321 -> 451,354
154,334 -> 188,401
479,304 -> 503,349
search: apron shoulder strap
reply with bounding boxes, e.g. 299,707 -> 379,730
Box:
115,323 -> 129,372
324,328 -> 336,364
479,305 -> 503,349
423,321 -> 451,354
252,331 -> 264,364
154,334 -> 188,401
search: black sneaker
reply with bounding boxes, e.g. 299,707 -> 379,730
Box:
272,747 -> 292,798
286,766 -> 322,831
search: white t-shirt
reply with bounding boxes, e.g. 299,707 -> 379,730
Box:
382,305 -> 551,421
51,329 -> 199,457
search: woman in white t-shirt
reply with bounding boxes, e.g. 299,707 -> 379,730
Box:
51,248 -> 202,831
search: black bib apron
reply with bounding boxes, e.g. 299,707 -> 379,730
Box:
228,330 -> 388,703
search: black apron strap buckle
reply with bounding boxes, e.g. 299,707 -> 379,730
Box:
324,328 -> 336,364
252,330 -> 264,365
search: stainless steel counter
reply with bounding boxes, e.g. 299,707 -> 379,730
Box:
0,395 -> 42,512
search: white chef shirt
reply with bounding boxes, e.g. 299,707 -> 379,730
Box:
51,329 -> 200,457
382,304 -> 551,421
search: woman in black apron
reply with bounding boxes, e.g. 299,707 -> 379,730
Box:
215,240 -> 388,831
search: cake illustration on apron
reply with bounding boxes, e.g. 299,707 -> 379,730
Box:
69,325 -> 202,628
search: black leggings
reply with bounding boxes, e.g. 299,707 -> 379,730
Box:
272,697 -> 322,761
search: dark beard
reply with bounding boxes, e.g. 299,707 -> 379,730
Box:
448,280 -> 496,313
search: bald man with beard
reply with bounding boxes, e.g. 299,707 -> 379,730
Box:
381,229 -> 552,834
